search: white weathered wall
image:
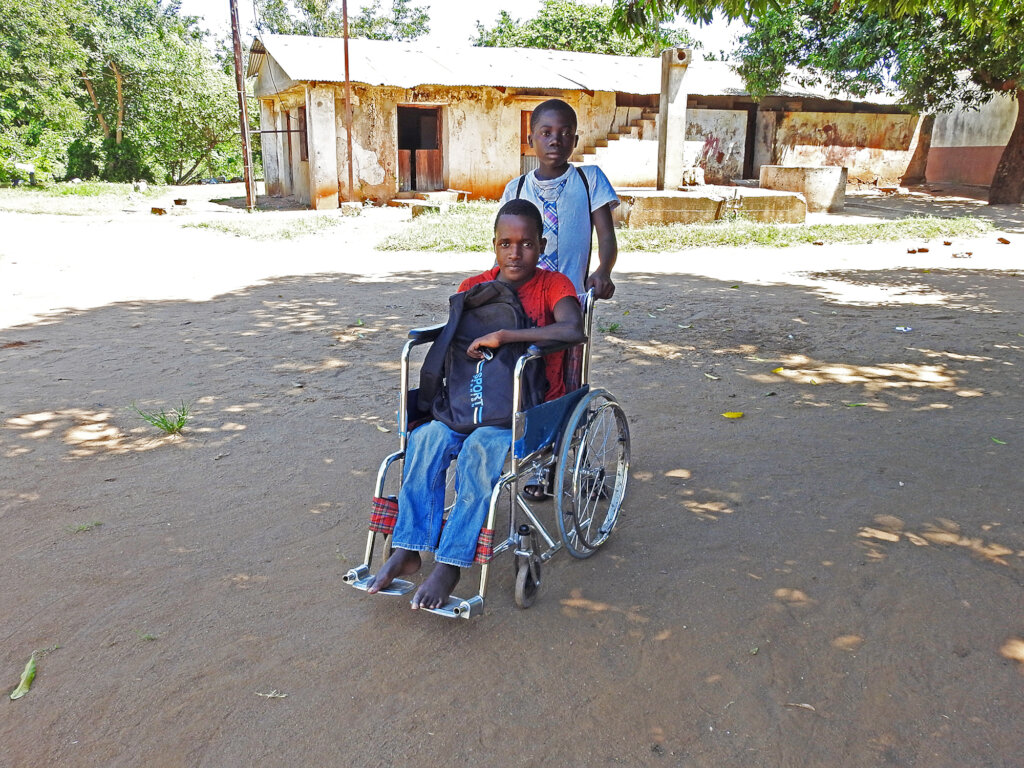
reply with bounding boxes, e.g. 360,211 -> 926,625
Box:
684,108 -> 747,184
774,111 -> 918,183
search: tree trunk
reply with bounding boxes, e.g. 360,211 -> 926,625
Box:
81,73 -> 110,140
988,90 -> 1024,205
901,113 -> 934,186
110,61 -> 125,145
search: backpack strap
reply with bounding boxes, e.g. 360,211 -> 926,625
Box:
576,165 -> 594,279
515,174 -> 526,199
419,291 -> 467,404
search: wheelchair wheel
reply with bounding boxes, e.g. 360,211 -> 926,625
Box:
514,555 -> 541,608
554,389 -> 630,559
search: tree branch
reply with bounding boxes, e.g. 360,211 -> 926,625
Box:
110,60 -> 125,144
81,73 -> 110,140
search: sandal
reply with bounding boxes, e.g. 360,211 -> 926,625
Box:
522,484 -> 547,502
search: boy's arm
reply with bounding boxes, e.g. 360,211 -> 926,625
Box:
467,296 -> 584,358
586,203 -> 617,300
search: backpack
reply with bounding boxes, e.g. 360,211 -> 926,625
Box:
419,280 -> 549,433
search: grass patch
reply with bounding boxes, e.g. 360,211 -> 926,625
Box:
376,201 -> 499,251
616,216 -> 994,251
376,205 -> 993,253
133,401 -> 191,434
70,521 -> 103,533
0,181 -> 163,214
184,213 -> 345,240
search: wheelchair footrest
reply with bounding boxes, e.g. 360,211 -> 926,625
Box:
416,594 -> 484,619
343,565 -> 416,595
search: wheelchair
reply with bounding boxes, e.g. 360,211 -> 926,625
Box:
343,291 -> 630,618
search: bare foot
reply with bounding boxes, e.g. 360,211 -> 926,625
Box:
411,563 -> 460,610
366,549 -> 421,594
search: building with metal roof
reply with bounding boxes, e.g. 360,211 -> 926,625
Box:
249,34 -> 921,209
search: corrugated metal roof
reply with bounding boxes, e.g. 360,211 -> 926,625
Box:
252,34 -> 661,94
250,34 -> 899,105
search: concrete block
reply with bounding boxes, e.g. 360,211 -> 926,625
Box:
759,165 -> 847,212
616,186 -> 806,228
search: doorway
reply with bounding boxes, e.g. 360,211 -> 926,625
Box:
397,106 -> 443,192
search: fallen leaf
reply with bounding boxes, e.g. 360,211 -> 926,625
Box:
991,437 -> 1006,445
721,412 -> 744,419
812,241 -> 824,246
9,655 -> 36,700
997,237 -> 1010,245
810,379 -> 819,385
772,367 -> 784,374
704,373 -> 720,380
943,240 -> 952,246
845,402 -> 868,407
907,248 -> 917,254
375,424 -> 391,433
918,247 -> 929,253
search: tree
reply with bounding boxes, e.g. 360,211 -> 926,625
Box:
71,0 -> 240,183
255,0 -> 429,40
473,0 -> 692,57
0,0 -> 88,181
612,0 -> 1024,204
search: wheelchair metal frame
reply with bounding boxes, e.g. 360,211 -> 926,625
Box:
343,291 -> 629,618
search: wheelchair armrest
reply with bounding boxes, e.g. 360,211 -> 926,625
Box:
407,323 -> 445,343
526,335 -> 587,358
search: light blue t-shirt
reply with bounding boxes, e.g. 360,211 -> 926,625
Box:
501,165 -> 619,294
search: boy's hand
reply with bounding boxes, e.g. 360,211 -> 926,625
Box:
586,269 -> 616,300
467,331 -> 504,359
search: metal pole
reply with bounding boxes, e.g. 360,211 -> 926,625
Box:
230,0 -> 256,211
342,0 -> 356,202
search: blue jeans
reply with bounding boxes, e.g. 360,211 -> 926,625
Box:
393,420 -> 511,568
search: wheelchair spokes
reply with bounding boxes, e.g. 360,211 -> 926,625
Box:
555,389 -> 630,559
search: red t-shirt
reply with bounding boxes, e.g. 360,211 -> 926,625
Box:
458,267 -> 577,401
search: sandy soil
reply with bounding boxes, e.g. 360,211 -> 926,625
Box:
2,184 -> 1023,767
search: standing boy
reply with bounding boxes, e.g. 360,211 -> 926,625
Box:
501,98 -> 619,300
367,199 -> 583,611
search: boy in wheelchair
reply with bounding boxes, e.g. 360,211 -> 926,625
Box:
367,199 -> 585,610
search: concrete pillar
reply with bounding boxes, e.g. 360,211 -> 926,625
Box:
656,47 -> 692,191
279,106 -> 293,196
752,110 -> 778,179
305,85 -> 339,210
261,100 -> 282,196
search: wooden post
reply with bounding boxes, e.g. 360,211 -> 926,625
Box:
342,0 -> 357,202
230,0 -> 256,211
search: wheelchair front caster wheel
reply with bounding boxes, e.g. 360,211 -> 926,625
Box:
514,557 -> 541,609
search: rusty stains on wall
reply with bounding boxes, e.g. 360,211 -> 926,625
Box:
775,111 -> 918,183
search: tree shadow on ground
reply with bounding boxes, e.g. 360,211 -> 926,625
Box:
1,267 -> 1022,768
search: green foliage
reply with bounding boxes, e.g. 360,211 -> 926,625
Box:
0,0 -> 89,181
733,0 -> 1020,113
475,0 -> 691,56
351,0 -> 429,40
255,0 -> 429,40
76,0 -> 242,184
133,401 -> 191,434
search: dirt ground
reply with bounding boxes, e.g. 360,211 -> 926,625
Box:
2,184 -> 1023,767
